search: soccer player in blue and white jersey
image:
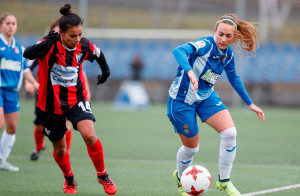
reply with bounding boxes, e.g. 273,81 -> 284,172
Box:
167,14 -> 265,196
0,13 -> 39,172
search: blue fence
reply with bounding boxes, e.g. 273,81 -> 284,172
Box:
16,34 -> 300,83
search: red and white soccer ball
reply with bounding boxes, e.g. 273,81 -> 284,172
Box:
180,165 -> 212,196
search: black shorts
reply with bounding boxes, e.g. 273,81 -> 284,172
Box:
40,100 -> 96,142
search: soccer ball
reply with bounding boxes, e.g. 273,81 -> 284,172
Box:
180,165 -> 212,195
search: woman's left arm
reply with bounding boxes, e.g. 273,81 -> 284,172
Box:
225,69 -> 265,122
95,51 -> 110,84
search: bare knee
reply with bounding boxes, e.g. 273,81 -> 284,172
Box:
82,134 -> 97,145
53,146 -> 67,156
52,140 -> 68,156
6,124 -> 17,134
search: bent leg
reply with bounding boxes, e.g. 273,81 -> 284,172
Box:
77,120 -> 106,175
205,109 -> 237,180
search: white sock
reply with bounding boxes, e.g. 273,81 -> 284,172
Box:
0,130 -> 16,162
177,145 -> 199,178
219,127 -> 237,180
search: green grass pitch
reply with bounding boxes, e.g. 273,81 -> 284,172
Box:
0,99 -> 300,195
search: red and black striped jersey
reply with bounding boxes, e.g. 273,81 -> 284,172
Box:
26,35 -> 102,115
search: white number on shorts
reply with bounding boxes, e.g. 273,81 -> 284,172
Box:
78,101 -> 92,112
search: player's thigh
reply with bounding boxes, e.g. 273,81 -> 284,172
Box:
67,100 -> 96,144
77,120 -> 97,145
67,100 -> 95,130
204,110 -> 234,133
167,97 -> 199,138
66,120 -> 72,130
196,92 -> 234,133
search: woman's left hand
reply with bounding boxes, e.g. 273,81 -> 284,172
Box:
248,103 -> 265,122
34,82 -> 40,90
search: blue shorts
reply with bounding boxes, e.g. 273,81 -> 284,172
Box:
0,88 -> 20,113
167,91 -> 227,137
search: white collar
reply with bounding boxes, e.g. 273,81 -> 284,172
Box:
0,33 -> 16,48
62,43 -> 76,51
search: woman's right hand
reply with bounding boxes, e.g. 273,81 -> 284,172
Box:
25,81 -> 35,96
187,70 -> 198,91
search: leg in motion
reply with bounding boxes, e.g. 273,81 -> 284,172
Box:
77,120 -> 117,195
205,109 -> 240,196
52,138 -> 77,194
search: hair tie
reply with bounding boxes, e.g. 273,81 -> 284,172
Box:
216,19 -> 237,29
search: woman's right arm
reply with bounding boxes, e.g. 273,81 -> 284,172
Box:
24,30 -> 59,60
23,40 -> 48,60
173,43 -> 198,91
172,43 -> 195,73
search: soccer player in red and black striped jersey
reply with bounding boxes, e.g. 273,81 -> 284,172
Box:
23,3 -> 117,195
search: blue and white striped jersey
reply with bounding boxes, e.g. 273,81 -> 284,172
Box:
0,34 -> 29,91
169,36 -> 252,105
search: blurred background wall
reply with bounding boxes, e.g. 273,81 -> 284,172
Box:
1,0 -> 299,107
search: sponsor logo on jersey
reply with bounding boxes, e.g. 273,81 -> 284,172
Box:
0,58 -> 21,71
52,74 -> 74,84
183,125 -> 190,134
201,69 -> 220,84
0,47 -> 5,51
213,56 -> 220,59
14,47 -> 19,55
50,64 -> 78,87
53,66 -> 76,75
